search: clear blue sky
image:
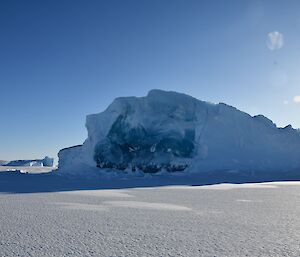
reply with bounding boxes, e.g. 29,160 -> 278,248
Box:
1,0 -> 300,161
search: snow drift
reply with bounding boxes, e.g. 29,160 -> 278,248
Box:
58,90 -> 300,175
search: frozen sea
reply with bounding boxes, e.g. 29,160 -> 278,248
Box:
1,171 -> 300,256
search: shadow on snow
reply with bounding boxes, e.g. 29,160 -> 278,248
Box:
1,169 -> 300,194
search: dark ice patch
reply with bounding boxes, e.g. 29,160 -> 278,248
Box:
94,115 -> 194,173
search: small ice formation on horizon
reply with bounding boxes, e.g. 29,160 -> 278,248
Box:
4,156 -> 54,167
267,31 -> 284,50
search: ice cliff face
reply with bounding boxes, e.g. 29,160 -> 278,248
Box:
58,90 -> 300,175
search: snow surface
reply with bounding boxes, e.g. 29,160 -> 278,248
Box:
1,180 -> 300,256
58,89 -> 300,176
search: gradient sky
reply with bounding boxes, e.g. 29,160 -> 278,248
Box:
1,0 -> 300,161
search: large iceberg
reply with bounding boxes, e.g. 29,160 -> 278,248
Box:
58,90 -> 300,175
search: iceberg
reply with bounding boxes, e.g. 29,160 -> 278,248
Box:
0,160 -> 8,165
58,90 -> 300,176
5,156 -> 54,167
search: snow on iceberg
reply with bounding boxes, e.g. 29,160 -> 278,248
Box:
58,89 -> 300,175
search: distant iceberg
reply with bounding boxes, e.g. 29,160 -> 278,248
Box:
58,90 -> 300,176
0,160 -> 8,165
5,156 -> 54,167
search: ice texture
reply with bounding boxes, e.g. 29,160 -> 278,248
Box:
58,90 -> 300,175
